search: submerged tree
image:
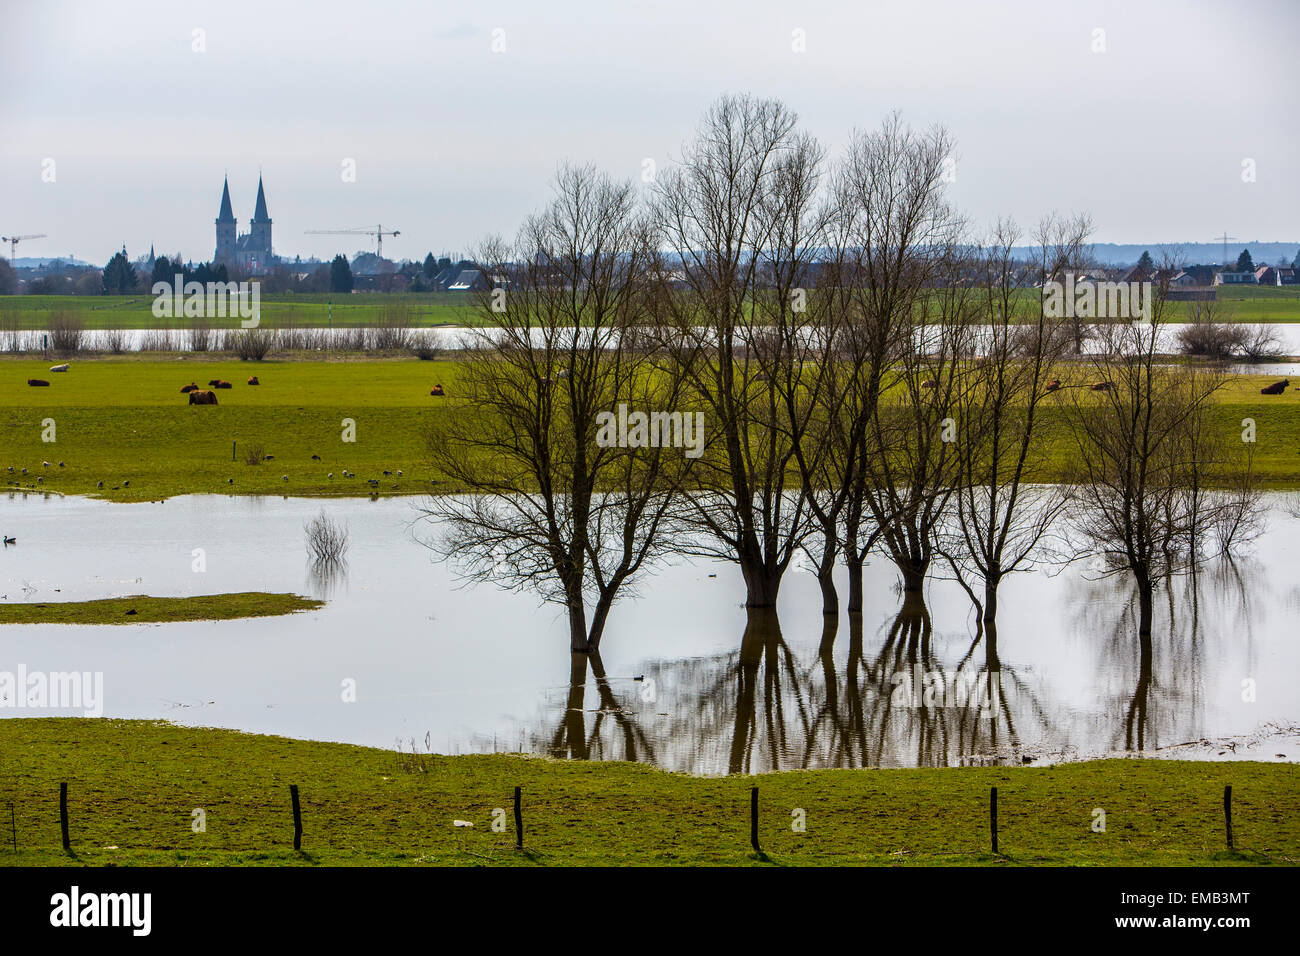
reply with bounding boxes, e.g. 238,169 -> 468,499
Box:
831,112 -> 962,613
942,215 -> 1086,632
1062,282 -> 1262,644
648,94 -> 824,609
422,164 -> 691,652
856,242 -> 980,602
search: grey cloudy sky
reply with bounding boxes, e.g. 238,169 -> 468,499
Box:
2,0 -> 1296,265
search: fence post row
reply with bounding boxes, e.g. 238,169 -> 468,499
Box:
32,781 -> 1249,859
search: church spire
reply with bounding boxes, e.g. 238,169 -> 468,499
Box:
217,176 -> 235,223
252,174 -> 270,222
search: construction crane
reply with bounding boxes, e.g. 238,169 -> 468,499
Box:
304,225 -> 400,259
0,233 -> 47,263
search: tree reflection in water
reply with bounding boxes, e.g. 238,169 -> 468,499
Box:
497,557 -> 1257,774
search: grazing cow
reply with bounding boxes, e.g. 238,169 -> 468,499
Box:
180,383 -> 199,393
921,379 -> 938,389
1260,378 -> 1290,396
1044,379 -> 1061,392
188,389 -> 218,405
27,379 -> 50,387
212,380 -> 233,389
247,376 -> 260,385
1090,381 -> 1116,391
430,384 -> 446,396
208,379 -> 221,387
49,363 -> 70,373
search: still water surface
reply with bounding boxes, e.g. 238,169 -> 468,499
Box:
1,493 -> 1296,773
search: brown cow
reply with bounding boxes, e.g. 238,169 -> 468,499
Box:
247,376 -> 260,386
430,384 -> 446,397
27,379 -> 50,387
180,383 -> 199,393
188,390 -> 218,405
920,379 -> 938,389
1044,379 -> 1061,392
1260,378 -> 1290,395
212,380 -> 233,389
1090,381 -> 1116,391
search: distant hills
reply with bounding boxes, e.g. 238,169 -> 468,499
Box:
1063,242 -> 1300,268
10,256 -> 95,269
9,243 -> 1300,272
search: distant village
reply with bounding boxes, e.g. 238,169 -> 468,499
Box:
0,175 -> 494,297
2,174 -> 1297,298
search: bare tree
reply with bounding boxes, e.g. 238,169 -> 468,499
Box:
422,164 -> 690,652
832,112 -> 963,612
648,94 -> 822,609
1033,212 -> 1094,353
942,218 -> 1080,631
1062,282 -> 1262,644
857,245 -> 981,601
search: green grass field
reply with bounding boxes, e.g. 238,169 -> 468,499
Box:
4,285 -> 1300,330
0,592 -> 322,625
0,292 -> 479,329
0,719 -> 1294,866
0,357 -> 457,500
2,356 -> 1300,501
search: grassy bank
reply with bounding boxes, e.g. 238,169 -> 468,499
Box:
0,593 -> 322,625
2,356 -> 1299,502
0,720 -> 1294,866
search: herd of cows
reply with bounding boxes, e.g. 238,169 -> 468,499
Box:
180,377 -> 250,405
20,367 -> 452,403
175,377 -> 449,404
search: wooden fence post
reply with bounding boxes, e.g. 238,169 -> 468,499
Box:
290,784 -> 302,850
59,783 -> 70,851
1224,785 -> 1233,850
513,786 -> 523,850
990,786 -> 999,855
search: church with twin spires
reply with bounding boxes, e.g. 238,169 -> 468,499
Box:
214,174 -> 275,272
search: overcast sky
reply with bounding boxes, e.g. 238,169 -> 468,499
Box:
2,0 -> 1296,265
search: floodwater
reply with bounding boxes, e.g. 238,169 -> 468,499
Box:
1,493 -> 1297,774
11,321 -> 1300,358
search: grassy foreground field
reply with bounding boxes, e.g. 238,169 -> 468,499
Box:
2,356 -> 1300,501
0,593 -> 322,625
0,719 -> 1294,866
